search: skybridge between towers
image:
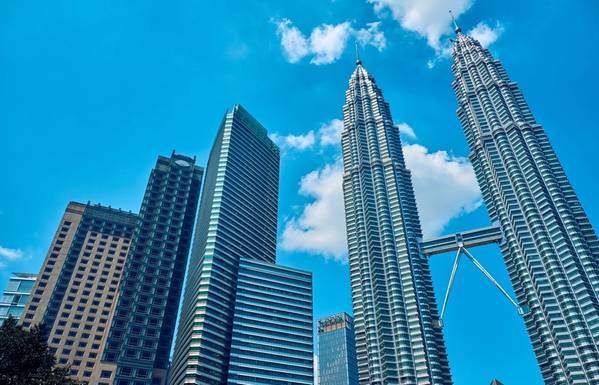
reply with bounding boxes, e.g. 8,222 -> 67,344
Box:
419,224 -> 530,328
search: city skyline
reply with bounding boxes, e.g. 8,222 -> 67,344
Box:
2,2 -> 599,384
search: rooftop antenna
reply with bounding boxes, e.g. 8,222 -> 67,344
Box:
355,41 -> 362,65
449,10 -> 462,33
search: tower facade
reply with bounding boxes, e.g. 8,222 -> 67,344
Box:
317,312 -> 358,385
102,153 -> 203,385
340,60 -> 452,385
170,104 -> 282,385
227,258 -> 313,385
19,202 -> 139,384
451,26 -> 599,384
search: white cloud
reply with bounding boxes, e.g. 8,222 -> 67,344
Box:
275,19 -> 310,63
271,118 -> 343,152
310,22 -> 353,65
368,0 -> 473,50
395,122 -> 416,138
468,21 -> 505,48
319,119 -> 344,146
280,161 -> 348,260
403,143 -> 481,237
270,131 -> 316,151
280,141 -> 481,260
355,22 -> 387,51
0,246 -> 24,260
274,19 -> 387,65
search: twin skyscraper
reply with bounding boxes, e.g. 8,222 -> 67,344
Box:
338,22 -> 599,385
14,19 -> 599,385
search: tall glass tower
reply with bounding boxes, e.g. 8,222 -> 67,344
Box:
341,59 -> 452,385
451,24 -> 599,384
317,312 -> 358,385
170,105 -> 281,385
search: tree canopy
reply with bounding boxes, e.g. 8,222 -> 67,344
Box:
0,316 -> 82,385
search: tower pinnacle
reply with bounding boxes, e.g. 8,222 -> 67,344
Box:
449,10 -> 462,33
355,41 -> 362,65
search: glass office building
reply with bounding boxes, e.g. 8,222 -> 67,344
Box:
317,313 -> 358,385
451,23 -> 599,384
170,104 -> 313,385
0,273 -> 36,324
228,258 -> 313,385
340,59 -> 452,384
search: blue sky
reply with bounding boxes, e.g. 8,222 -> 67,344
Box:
1,1 -> 598,384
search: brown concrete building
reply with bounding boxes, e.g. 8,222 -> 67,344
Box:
20,201 -> 138,384
20,152 -> 203,385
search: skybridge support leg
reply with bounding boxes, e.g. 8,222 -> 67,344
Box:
438,248 -> 463,327
460,247 -> 525,315
434,245 -> 528,329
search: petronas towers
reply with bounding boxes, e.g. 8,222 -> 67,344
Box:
341,58 -> 452,384
340,23 -> 599,385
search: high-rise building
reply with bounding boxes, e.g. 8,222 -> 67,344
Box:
102,153 -> 203,385
19,202 -> 139,384
170,104 -> 313,385
340,58 -> 452,384
0,273 -> 37,324
227,258 -> 313,385
451,22 -> 599,384
317,312 -> 358,385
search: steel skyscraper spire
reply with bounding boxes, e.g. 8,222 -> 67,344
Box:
341,58 -> 452,384
451,22 -> 599,384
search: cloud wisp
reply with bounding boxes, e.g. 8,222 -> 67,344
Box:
395,122 -> 416,139
0,245 -> 26,269
271,118 -> 344,152
468,21 -> 505,48
274,19 -> 386,65
0,245 -> 24,260
270,131 -> 316,151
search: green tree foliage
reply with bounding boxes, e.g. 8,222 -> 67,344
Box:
0,316 -> 82,385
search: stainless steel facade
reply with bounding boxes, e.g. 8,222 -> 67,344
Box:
451,26 -> 599,384
340,60 -> 452,385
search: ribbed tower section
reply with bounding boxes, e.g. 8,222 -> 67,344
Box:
451,28 -> 599,384
341,60 -> 452,385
